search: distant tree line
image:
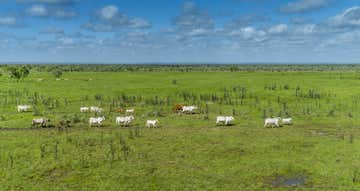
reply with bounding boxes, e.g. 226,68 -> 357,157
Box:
1,64 -> 360,73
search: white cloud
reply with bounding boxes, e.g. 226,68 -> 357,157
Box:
99,5 -> 119,20
83,5 -> 151,32
174,2 -> 214,29
280,0 -> 330,13
0,16 -> 17,26
129,18 -> 152,28
241,27 -> 257,39
329,6 -> 360,28
54,9 -> 76,19
187,28 -> 210,36
26,5 -> 48,17
268,24 -> 288,34
59,36 -> 74,45
229,27 -> 267,42
302,24 -> 316,34
25,4 -> 77,19
293,24 -> 317,34
315,30 -> 360,52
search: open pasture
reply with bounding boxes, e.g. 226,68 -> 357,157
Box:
0,66 -> 360,190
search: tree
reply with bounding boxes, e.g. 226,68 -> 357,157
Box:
8,66 -> 30,81
19,66 -> 30,78
52,69 -> 63,79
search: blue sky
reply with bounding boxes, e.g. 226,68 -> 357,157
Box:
0,0 -> 359,63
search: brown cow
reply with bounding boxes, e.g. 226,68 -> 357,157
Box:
173,104 -> 184,112
116,108 -> 125,113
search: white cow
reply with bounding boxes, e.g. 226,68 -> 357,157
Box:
17,105 -> 31,112
282,118 -> 293,125
146,119 -> 159,128
264,117 -> 281,128
216,116 -> 235,126
80,107 -> 90,113
182,106 -> 198,114
116,116 -> 135,126
89,116 -> 105,126
126,109 -> 135,114
90,106 -> 103,113
32,118 -> 49,128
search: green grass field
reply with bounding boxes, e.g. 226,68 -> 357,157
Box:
1,69 -> 360,190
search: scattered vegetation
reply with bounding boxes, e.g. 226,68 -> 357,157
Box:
52,68 -> 63,79
0,64 -> 359,190
7,65 -> 30,81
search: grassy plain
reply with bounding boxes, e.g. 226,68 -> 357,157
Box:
0,69 -> 360,190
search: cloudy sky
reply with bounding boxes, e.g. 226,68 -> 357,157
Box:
0,0 -> 359,63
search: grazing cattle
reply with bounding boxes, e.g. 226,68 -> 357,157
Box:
80,107 -> 90,113
216,116 -> 235,126
89,116 -> 105,127
264,117 -> 281,128
182,106 -> 198,114
32,118 -> 50,128
146,119 -> 159,128
90,106 -> 103,113
173,104 -> 184,112
116,108 -> 124,113
282,118 -> 293,125
116,116 -> 135,126
17,105 -> 31,112
126,109 -> 135,114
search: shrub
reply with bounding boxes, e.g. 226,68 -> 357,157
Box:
52,69 -> 63,79
8,66 -> 30,81
94,94 -> 102,101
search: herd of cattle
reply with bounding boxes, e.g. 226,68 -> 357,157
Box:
17,104 -> 293,128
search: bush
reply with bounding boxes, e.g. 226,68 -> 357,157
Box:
71,114 -> 81,124
52,69 -> 63,79
94,94 -> 102,101
8,66 -> 30,81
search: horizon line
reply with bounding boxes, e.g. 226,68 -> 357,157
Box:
1,62 -> 360,65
